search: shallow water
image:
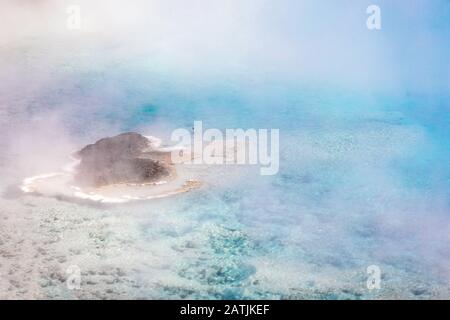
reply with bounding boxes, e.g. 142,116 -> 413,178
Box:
1,37 -> 449,299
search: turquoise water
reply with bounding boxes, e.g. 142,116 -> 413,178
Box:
1,32 -> 449,298
33,62 -> 448,299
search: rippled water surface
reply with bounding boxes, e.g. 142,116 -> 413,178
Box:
1,6 -> 449,298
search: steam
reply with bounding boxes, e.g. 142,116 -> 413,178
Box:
1,0 -> 448,90
0,0 -> 449,298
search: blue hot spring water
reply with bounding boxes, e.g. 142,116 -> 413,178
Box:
9,53 -> 449,299
65,70 -> 449,299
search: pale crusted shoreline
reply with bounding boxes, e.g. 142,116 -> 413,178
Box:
20,161 -> 201,204
19,135 -> 204,204
18,134 -> 248,204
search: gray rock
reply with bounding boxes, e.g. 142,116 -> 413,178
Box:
74,132 -> 170,187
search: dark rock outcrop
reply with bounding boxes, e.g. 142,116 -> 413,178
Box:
74,132 -> 170,187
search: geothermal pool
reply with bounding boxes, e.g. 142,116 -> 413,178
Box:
1,64 -> 449,298
0,1 -> 449,300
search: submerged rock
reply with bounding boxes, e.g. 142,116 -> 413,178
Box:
74,132 -> 171,187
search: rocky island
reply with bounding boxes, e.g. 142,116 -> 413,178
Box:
20,132 -> 201,203
74,132 -> 172,187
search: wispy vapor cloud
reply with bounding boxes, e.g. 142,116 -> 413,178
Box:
1,0 -> 448,91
